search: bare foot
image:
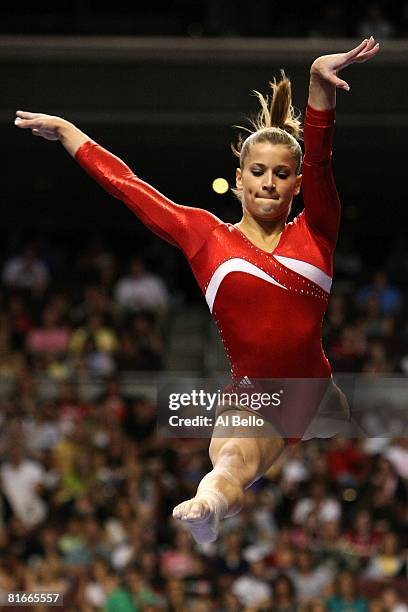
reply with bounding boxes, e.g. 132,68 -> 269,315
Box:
172,493 -> 227,544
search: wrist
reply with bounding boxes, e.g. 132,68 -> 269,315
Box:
310,63 -> 327,81
56,119 -> 74,142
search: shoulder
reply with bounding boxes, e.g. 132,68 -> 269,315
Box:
187,206 -> 223,227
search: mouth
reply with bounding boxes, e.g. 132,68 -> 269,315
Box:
257,195 -> 279,200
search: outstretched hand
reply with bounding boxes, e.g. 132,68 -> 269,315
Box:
311,37 -> 380,91
14,111 -> 66,140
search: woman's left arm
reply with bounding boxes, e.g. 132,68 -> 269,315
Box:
303,38 -> 380,249
308,37 -> 380,110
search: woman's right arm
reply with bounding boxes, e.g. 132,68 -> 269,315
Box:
14,111 -> 221,260
15,111 -> 87,156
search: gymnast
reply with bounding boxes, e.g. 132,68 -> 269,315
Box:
15,37 -> 380,544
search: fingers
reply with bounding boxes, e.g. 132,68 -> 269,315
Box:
346,38 -> 371,58
15,110 -> 45,130
335,36 -> 379,73
15,117 -> 43,129
349,36 -> 380,61
16,110 -> 42,119
354,40 -> 380,63
337,80 -> 350,92
332,76 -> 350,91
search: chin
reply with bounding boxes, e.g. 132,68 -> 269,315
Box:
260,205 -> 276,213
258,206 -> 289,222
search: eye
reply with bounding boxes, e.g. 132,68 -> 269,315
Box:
277,172 -> 289,179
251,170 -> 263,176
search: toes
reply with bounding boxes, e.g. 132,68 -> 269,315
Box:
172,501 -> 188,519
172,498 -> 210,521
185,500 -> 210,520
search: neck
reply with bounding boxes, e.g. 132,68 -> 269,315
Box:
235,212 -> 287,248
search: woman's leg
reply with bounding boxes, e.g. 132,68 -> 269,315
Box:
172,409 -> 285,543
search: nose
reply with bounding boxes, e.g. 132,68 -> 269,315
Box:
262,171 -> 275,191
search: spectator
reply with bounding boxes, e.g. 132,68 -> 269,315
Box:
219,590 -> 243,610
326,439 -> 366,487
343,510 -> 382,562
356,272 -> 403,317
271,573 -> 298,612
358,298 -> 396,341
55,450 -> 96,505
26,304 -> 71,358
231,555 -> 272,608
103,571 -> 136,612
74,336 -> 117,377
68,313 -> 119,354
7,294 -> 32,350
165,577 -> 187,611
369,456 -> 407,526
381,587 -> 408,612
212,530 -> 249,579
362,340 -> 394,374
292,479 -> 342,526
160,528 -> 197,580
58,516 -> 92,566
328,325 -> 367,372
76,237 -> 117,286
114,256 -> 169,317
117,311 -> 164,371
313,520 -> 351,571
326,569 -> 368,612
288,549 -> 333,603
70,284 -> 113,325
364,532 -> 405,579
304,599 -> 329,612
101,376 -> 127,423
125,567 -> 164,608
83,557 -> 110,609
0,445 -> 47,528
25,557 -> 68,597
2,244 -> 49,294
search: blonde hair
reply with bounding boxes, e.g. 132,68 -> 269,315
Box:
231,71 -> 303,201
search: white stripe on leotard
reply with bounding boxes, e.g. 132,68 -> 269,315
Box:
274,255 -> 332,293
205,258 -> 287,313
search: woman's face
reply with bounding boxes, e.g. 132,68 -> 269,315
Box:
236,142 -> 302,223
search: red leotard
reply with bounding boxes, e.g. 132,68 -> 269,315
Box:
76,105 -> 338,383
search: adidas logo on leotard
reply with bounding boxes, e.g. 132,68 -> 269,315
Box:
238,376 -> 253,387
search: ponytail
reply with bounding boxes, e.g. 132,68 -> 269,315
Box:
231,71 -> 303,177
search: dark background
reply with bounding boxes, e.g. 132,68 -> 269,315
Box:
1,2 -> 407,294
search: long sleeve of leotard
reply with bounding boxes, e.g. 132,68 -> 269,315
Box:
75,141 -> 221,261
302,104 -> 340,251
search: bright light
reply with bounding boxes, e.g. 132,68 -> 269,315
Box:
212,178 -> 229,195
343,488 -> 357,502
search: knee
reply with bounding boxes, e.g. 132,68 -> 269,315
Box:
209,440 -> 259,472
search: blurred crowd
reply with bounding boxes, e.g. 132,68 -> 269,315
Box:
2,1 -> 408,39
0,242 -> 169,380
0,236 -> 407,611
1,237 -> 408,380
0,380 -> 406,611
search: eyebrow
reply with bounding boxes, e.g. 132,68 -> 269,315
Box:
250,162 -> 292,170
